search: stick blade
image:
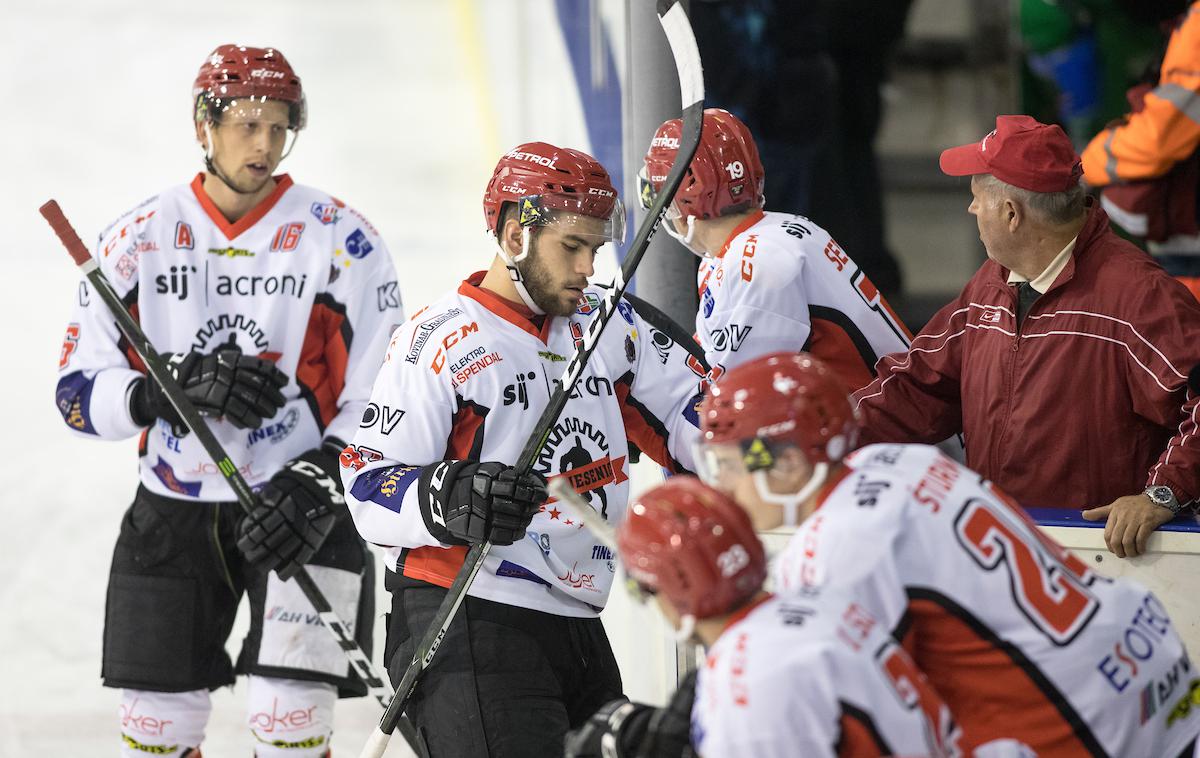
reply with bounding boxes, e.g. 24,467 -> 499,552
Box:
40,199 -> 93,266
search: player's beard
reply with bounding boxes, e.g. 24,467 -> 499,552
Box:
211,153 -> 273,196
518,242 -> 581,317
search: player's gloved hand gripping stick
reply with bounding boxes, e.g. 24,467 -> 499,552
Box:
356,3 -> 705,756
39,200 -> 427,758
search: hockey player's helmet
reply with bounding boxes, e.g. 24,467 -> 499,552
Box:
640,108 -> 765,221
697,352 -> 859,488
618,476 -> 766,620
483,142 -> 626,245
193,45 -> 306,130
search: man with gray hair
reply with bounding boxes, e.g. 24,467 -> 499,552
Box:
852,115 -> 1200,558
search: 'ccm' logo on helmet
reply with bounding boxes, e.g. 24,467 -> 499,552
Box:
250,69 -> 286,79
588,187 -> 614,197
505,150 -> 558,169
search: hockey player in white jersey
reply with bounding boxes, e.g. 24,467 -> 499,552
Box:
54,45 -> 403,757
696,351 -> 1200,757
566,476 -> 967,758
639,108 -> 912,391
342,142 -> 704,756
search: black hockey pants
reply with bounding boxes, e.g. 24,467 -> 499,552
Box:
384,572 -> 623,757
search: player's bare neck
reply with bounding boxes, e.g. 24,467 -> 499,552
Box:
202,173 -> 276,224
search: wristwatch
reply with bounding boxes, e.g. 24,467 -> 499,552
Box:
1144,485 -> 1182,515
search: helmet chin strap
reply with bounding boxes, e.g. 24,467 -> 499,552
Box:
663,214 -> 709,257
752,462 -> 829,527
493,228 -> 545,315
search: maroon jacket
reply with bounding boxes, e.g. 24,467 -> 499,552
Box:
853,203 -> 1200,510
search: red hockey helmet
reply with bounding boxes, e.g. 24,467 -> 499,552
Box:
483,142 -> 625,244
697,352 -> 859,488
618,476 -> 766,620
640,108 -> 764,221
193,45 -> 306,130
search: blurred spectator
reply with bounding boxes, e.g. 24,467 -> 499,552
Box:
810,0 -> 913,297
691,0 -> 835,217
1019,0 -> 1165,145
1080,1 -> 1200,298
853,115 -> 1200,558
692,0 -> 908,296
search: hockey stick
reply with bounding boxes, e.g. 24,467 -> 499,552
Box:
40,200 -> 426,758
359,2 -> 704,755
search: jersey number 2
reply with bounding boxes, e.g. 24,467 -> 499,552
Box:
954,497 -> 1099,645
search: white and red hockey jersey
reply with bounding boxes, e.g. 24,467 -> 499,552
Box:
342,275 -> 703,617
55,174 -> 403,501
693,588 -> 963,758
775,442 -> 1200,757
696,210 -> 911,390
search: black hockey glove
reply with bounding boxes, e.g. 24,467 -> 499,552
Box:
564,671 -> 698,758
130,336 -> 288,433
417,461 -> 547,546
237,443 -> 346,581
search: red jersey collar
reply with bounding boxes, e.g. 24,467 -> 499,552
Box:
190,172 -> 294,241
458,271 -> 554,343
716,210 -> 766,259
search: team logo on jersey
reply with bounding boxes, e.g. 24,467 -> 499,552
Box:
310,202 -> 340,225
345,228 -> 374,259
616,300 -> 635,325
174,221 -> 194,250
152,457 -> 201,497
191,317 -> 271,353
701,287 -> 715,318
536,416 -> 628,523
376,281 -> 401,311
575,293 -> 601,315
624,333 -> 636,363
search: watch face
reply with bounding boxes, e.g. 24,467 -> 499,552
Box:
1147,486 -> 1176,508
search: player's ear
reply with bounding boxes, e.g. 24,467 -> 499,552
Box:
501,217 -> 523,258
195,119 -> 209,151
